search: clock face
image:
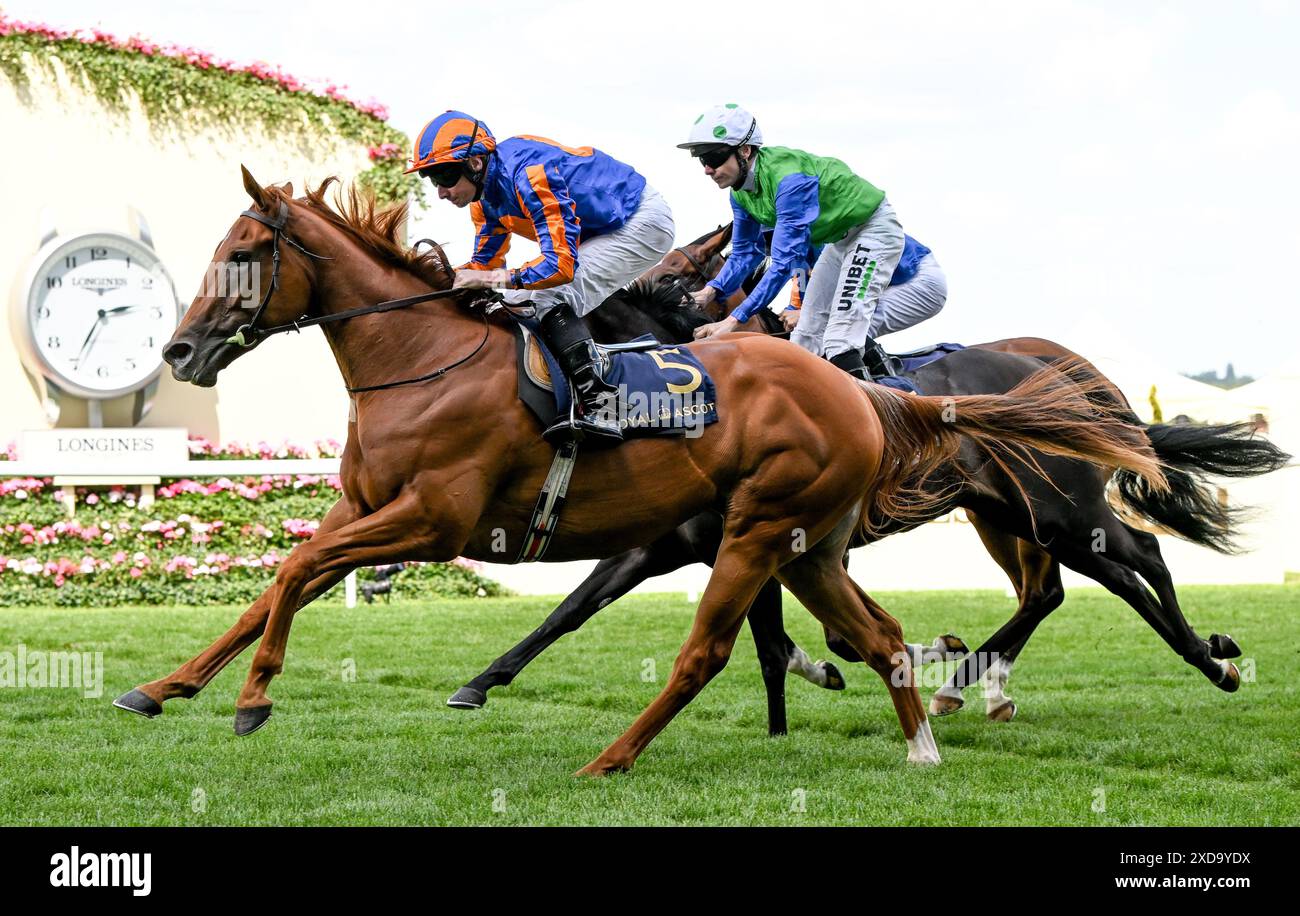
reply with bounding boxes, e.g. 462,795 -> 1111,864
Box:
24,232 -> 181,398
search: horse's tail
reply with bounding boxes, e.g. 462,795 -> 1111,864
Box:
1110,422 -> 1291,554
854,358 -> 1168,536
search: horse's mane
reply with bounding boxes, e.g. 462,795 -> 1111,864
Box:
608,277 -> 711,342
742,259 -> 769,295
272,177 -> 451,287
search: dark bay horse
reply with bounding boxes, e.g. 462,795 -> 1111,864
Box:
113,171 -> 1168,774
663,236 -> 1292,716
450,243 -> 1290,728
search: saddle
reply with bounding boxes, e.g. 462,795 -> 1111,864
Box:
869,343 -> 966,395
510,320 -> 720,440
890,342 -> 966,375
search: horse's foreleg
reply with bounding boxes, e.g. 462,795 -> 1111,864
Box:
113,498 -> 360,718
449,533 -> 697,709
746,579 -> 792,735
577,541 -> 771,776
232,492 -> 435,735
931,517 -> 1063,720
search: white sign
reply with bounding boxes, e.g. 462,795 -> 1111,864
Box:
20,427 -> 187,473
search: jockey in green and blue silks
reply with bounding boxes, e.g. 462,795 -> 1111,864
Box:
409,110 -> 676,444
685,104 -> 946,381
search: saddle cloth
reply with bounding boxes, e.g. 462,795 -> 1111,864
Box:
892,342 -> 966,374
512,321 -> 719,438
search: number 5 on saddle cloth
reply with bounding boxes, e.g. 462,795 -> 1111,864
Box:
505,316 -> 720,563
512,318 -> 719,440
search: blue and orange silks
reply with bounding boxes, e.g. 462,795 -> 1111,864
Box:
406,111 -> 498,171
460,136 -> 647,290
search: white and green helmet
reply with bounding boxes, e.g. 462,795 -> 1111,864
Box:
677,103 -> 763,151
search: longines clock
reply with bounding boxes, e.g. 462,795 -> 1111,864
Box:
13,216 -> 182,422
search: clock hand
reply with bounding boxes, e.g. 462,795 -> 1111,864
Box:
74,314 -> 106,367
102,305 -> 142,317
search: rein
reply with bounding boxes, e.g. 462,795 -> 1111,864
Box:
229,201 -> 493,393
660,245 -> 723,310
662,244 -> 791,338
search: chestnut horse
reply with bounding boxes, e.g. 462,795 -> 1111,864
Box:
113,171 -> 1166,774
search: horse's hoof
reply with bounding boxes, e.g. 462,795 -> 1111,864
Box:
1215,662 -> 1241,693
112,688 -> 163,719
820,661 -> 846,691
1209,633 -> 1242,659
233,704 -> 272,736
929,692 -> 964,716
446,686 -> 488,709
575,758 -> 631,778
987,700 -> 1017,722
939,633 -> 970,657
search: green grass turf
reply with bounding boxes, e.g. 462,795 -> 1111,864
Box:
1,585 -> 1296,825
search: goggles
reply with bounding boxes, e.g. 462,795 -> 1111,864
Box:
421,163 -> 467,188
694,145 -> 736,170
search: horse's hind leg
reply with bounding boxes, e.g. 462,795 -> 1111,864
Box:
577,537 -> 775,776
1054,516 -> 1239,690
1124,526 -> 1243,675
778,526 -> 939,765
113,498 -> 360,718
682,515 -> 846,697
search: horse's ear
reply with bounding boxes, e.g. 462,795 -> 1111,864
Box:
241,165 -> 269,209
700,223 -> 733,257
280,181 -> 294,197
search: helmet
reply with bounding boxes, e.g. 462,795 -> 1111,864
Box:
405,110 -> 497,174
677,104 -> 763,152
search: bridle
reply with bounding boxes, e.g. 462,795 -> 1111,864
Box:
224,200 -> 491,393
228,200 -> 334,349
674,244 -> 716,284
661,243 -> 725,309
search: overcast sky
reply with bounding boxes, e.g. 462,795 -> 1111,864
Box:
9,0 -> 1298,376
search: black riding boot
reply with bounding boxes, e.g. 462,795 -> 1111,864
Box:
539,304 -> 624,446
828,348 -> 870,381
861,336 -> 903,380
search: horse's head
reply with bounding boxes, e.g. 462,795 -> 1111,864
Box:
163,166 -> 321,387
636,223 -> 733,299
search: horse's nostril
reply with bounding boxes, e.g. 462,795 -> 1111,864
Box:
162,340 -> 193,367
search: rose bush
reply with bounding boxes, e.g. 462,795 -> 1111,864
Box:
0,438 -> 505,606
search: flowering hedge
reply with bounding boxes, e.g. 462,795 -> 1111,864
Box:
0,451 -> 506,606
0,12 -> 422,206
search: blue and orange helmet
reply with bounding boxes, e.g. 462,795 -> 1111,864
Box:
405,110 -> 497,174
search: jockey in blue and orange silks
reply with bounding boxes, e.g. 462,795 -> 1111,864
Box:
407,111 -> 676,444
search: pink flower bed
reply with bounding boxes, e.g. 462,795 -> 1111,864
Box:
187,436 -> 344,460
